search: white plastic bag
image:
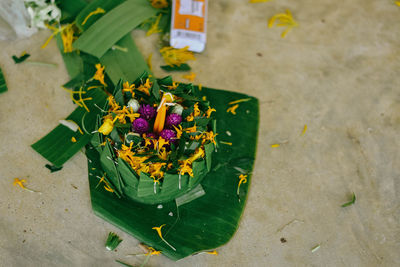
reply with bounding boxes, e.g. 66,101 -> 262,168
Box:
0,0 -> 61,41
0,0 -> 36,40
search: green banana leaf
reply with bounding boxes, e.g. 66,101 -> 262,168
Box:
73,0 -> 157,58
87,87 -> 259,260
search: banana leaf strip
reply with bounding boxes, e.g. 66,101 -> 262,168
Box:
0,67 -> 7,94
73,0 -> 157,58
12,53 -> 30,64
160,64 -> 191,72
204,143 -> 214,172
86,87 -> 259,260
45,164 -> 63,173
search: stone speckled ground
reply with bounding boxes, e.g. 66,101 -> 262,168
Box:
0,0 -> 399,266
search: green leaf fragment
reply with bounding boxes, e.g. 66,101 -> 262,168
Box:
160,64 -> 191,72
204,143 -> 214,171
0,67 -> 7,94
12,53 -> 30,64
311,244 -> 320,253
115,260 -> 134,267
45,164 -> 63,173
341,192 -> 356,207
105,232 -> 123,250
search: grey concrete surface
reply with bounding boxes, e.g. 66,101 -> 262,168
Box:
0,0 -> 399,266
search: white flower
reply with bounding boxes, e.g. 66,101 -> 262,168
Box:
171,104 -> 183,115
25,0 -> 61,29
127,99 -> 140,112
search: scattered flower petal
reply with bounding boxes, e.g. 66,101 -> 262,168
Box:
146,14 -> 162,36
151,0 -> 169,9
227,104 -> 239,115
183,72 -> 196,81
237,174 -> 248,195
152,224 -> 176,250
160,46 -> 196,67
301,124 -> 307,136
82,7 -> 106,26
93,64 -> 107,86
268,9 -> 298,38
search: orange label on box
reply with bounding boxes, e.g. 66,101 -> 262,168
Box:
173,0 -> 206,33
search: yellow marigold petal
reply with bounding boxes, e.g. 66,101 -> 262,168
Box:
13,178 -> 26,189
160,46 -> 196,67
41,24 -> 60,49
183,72 -> 196,81
82,7 -> 106,26
220,141 -> 232,146
104,184 -> 114,192
271,144 -> 280,148
268,16 -> 277,28
206,107 -> 216,118
237,174 -> 248,194
206,250 -> 218,255
61,24 -> 75,53
227,104 -> 239,115
281,27 -> 291,38
93,64 -> 107,86
147,53 -> 153,71
268,10 -> 297,37
301,124 -> 307,136
71,137 -> 77,143
173,125 -> 183,139
146,14 -> 162,36
152,224 -> 166,239
228,98 -> 251,105
151,0 -> 168,9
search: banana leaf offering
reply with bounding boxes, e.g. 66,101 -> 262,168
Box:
92,73 -> 217,204
31,0 -> 259,260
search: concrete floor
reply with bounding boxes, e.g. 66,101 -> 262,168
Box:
0,0 -> 399,266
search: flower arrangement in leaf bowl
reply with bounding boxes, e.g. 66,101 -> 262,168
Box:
92,74 -> 217,204
30,0 -> 260,261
